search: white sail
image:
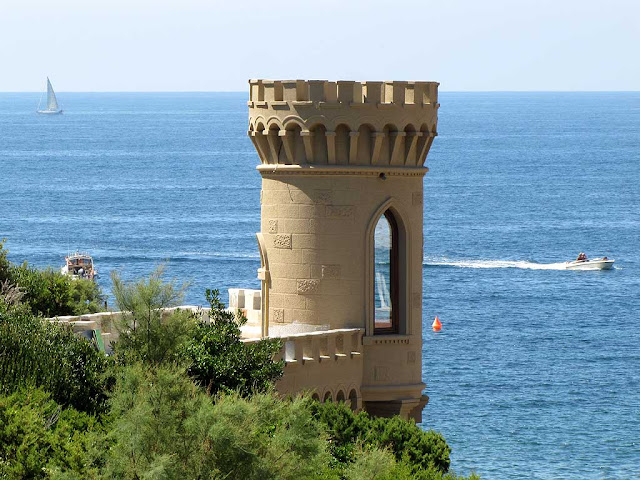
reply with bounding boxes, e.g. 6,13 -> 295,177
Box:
46,78 -> 59,111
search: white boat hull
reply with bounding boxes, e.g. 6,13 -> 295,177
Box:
37,109 -> 63,115
565,259 -> 615,270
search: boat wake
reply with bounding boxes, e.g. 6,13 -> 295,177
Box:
424,259 -> 569,270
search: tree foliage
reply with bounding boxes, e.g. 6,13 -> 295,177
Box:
0,299 -> 111,414
103,365 -> 333,480
0,389 -> 103,479
111,266 -> 194,366
182,289 -> 283,397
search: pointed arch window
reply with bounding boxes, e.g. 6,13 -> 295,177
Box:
374,210 -> 399,334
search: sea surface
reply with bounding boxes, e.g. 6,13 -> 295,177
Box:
1,92 -> 638,479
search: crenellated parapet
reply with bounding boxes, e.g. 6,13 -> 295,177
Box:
248,80 -> 439,168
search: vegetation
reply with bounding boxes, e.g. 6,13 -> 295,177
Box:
111,266 -> 193,366
183,289 -> 283,397
0,299 -> 111,414
0,389 -> 103,479
0,257 -> 480,480
312,400 -> 455,476
0,240 -> 105,317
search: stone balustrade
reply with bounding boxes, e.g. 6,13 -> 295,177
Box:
245,327 -> 364,408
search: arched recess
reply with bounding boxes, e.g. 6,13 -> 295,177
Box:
364,197 -> 412,336
416,123 -> 433,167
284,123 -> 305,164
266,124 -> 286,164
403,124 -> 417,165
356,124 -> 375,165
254,122 -> 271,165
335,124 -> 351,165
336,390 -> 346,403
310,124 -> 328,164
348,389 -> 358,411
323,391 -> 333,403
380,124 -> 398,165
311,393 -> 320,401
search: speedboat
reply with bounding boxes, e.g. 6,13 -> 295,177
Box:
565,257 -> 614,270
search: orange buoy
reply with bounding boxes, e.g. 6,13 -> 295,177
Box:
432,316 -> 442,332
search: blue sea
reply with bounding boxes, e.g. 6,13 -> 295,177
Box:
1,92 -> 638,479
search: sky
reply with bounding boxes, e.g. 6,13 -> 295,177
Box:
1,0 -> 638,92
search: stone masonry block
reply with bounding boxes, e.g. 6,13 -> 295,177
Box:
322,264 -> 341,279
276,204 -> 300,219
271,262 -> 310,279
267,248 -> 302,265
269,293 -> 307,310
268,220 -> 278,233
314,189 -> 332,204
297,279 -> 320,294
374,366 -> 391,382
412,192 -> 423,206
287,308 -> 318,324
326,205 -> 354,218
274,234 -> 292,249
271,308 -> 285,323
270,278 -> 298,295
320,280 -> 360,297
292,190 -> 314,205
283,218 -> 310,234
309,218 -> 357,235
298,204 -> 326,219
290,234 -> 319,250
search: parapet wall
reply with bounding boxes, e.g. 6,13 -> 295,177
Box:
248,79 -> 439,167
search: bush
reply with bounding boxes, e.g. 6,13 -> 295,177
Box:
311,400 -> 451,475
182,289 -> 283,397
103,364 -> 334,480
0,299 -> 111,414
0,388 -> 103,479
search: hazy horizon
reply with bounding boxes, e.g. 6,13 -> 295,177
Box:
4,89 -> 640,93
1,0 -> 638,92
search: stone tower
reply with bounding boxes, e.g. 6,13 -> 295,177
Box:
248,80 -> 438,419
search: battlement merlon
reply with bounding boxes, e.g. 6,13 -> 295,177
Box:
247,79 -> 439,168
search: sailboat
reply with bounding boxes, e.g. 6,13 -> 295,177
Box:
37,77 -> 63,114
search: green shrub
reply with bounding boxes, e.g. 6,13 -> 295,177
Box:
182,289 -> 283,397
103,364 -> 334,480
0,388 -> 104,479
0,299 -> 111,414
311,400 -> 451,475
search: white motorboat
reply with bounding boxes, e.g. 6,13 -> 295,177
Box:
565,257 -> 614,270
37,77 -> 63,115
61,251 -> 97,280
